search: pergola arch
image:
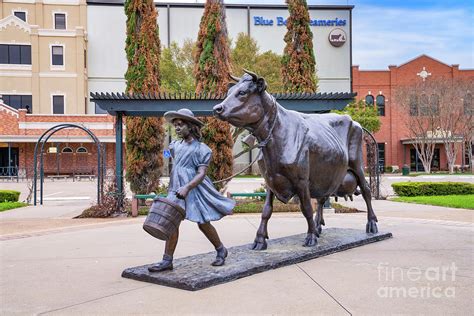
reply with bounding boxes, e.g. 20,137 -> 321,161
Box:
33,123 -> 104,205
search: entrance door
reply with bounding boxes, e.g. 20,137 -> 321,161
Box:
0,147 -> 19,176
410,148 -> 440,171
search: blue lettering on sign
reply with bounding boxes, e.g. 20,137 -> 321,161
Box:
276,16 -> 287,26
163,149 -> 171,158
253,16 -> 274,26
254,16 -> 346,27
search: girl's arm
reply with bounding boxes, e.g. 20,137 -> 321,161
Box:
175,166 -> 207,199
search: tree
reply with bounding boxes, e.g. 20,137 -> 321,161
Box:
231,33 -> 284,92
395,81 -> 442,174
160,40 -> 196,93
194,0 -> 233,189
124,0 -> 165,194
334,99 -> 381,133
435,79 -> 474,173
461,92 -> 473,173
397,79 -> 473,174
281,0 -> 318,93
231,33 -> 258,75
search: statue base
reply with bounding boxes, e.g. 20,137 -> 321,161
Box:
122,228 -> 392,291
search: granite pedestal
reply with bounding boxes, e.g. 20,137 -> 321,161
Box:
122,228 -> 392,291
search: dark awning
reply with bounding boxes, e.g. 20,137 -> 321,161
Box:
90,92 -> 356,116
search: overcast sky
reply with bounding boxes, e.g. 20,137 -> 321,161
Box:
156,0 -> 474,70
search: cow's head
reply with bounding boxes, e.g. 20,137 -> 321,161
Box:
213,69 -> 268,128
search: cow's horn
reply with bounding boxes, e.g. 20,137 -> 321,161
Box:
243,68 -> 258,81
229,73 -> 240,82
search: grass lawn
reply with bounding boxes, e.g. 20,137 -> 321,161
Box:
0,202 -> 28,212
392,195 -> 474,209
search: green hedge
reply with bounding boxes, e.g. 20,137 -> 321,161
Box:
392,182 -> 474,197
0,190 -> 21,202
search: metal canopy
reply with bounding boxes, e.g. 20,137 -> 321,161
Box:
90,91 -> 356,210
90,92 -> 356,116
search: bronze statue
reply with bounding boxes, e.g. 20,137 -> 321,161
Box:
214,70 -> 378,250
147,109 -> 235,272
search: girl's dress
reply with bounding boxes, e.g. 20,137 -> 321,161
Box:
166,139 -> 235,224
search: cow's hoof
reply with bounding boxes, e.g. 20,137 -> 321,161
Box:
251,236 -> 267,251
316,225 -> 323,235
303,233 -> 318,247
366,220 -> 378,234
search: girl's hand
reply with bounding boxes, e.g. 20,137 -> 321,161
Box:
176,186 -> 190,199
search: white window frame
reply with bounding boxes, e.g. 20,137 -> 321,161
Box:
0,42 -> 32,69
50,43 -> 65,70
12,10 -> 28,23
51,93 -> 66,114
52,11 -> 67,30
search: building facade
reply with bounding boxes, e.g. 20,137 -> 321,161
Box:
352,55 -> 474,171
86,1 -> 353,114
0,0 -> 109,177
0,0 -> 88,115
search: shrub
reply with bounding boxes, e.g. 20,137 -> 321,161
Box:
392,182 -> 474,197
253,184 -> 266,201
0,190 -> 20,202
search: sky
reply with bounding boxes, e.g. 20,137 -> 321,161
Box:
157,0 -> 474,70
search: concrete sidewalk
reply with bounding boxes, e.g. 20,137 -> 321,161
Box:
1,205 -> 473,315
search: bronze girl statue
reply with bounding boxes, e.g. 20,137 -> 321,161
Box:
148,109 -> 235,272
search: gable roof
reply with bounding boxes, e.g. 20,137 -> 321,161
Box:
396,54 -> 453,69
0,15 -> 32,34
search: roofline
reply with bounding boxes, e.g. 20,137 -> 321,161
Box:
354,69 -> 390,72
396,54 -> 452,69
86,1 -> 354,10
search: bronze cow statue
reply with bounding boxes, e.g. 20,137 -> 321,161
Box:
213,70 -> 378,250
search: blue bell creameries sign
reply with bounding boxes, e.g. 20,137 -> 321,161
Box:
254,16 -> 347,27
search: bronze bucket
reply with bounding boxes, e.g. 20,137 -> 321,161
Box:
143,197 -> 186,240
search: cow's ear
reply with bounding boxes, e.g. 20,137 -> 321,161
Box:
256,77 -> 267,93
227,82 -> 235,91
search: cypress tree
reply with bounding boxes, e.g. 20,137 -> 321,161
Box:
281,0 -> 318,92
194,0 -> 233,189
124,0 -> 165,194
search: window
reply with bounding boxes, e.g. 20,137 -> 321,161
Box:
0,44 -> 31,65
14,11 -> 26,22
419,94 -> 430,116
76,147 -> 88,153
464,93 -> 472,115
409,95 -> 418,116
376,95 -> 385,116
365,95 -> 374,106
51,45 -> 64,66
430,94 -> 439,115
54,13 -> 66,29
2,95 -> 32,113
62,147 -> 73,153
52,95 -> 64,114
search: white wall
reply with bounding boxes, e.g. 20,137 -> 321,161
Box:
87,4 -> 352,112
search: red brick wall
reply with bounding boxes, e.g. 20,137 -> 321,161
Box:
1,101 -> 121,176
353,55 -> 473,170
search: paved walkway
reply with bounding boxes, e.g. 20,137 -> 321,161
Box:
0,177 -> 473,314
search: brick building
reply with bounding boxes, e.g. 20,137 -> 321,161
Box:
0,100 -> 119,178
352,55 -> 474,172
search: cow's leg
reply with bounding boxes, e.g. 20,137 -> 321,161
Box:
298,188 -> 318,247
348,125 -> 378,234
350,164 -> 378,233
314,197 -> 327,235
252,189 -> 274,251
